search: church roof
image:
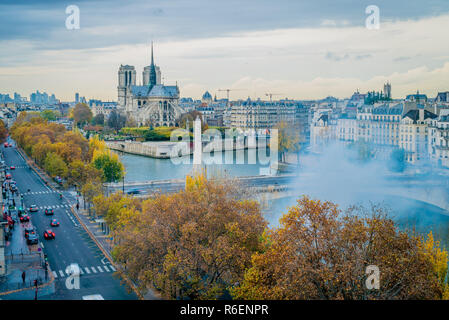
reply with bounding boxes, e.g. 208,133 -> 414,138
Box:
202,91 -> 212,99
131,84 -> 179,98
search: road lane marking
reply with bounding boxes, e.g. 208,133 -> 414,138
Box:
109,265 -> 116,271
97,266 -> 104,273
84,267 -> 91,274
103,265 -> 110,272
53,271 -> 57,278
59,270 -> 65,277
91,267 -> 97,273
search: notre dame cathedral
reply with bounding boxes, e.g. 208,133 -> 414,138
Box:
117,43 -> 183,127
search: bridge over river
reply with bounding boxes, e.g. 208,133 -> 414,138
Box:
104,172 -> 449,214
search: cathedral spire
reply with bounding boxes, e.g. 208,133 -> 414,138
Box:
151,41 -> 154,66
149,41 -> 157,87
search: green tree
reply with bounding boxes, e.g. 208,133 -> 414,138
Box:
107,110 -> 126,132
92,153 -> 124,182
41,110 -> 61,121
43,152 -> 68,178
92,113 -> 105,126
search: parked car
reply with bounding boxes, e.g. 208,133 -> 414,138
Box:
27,233 -> 39,245
20,214 -> 30,223
24,226 -> 36,238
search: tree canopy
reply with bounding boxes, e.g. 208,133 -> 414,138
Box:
71,103 -> 93,127
232,196 -> 449,300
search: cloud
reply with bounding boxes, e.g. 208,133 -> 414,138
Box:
394,56 -> 412,62
325,52 -> 350,61
0,2 -> 449,100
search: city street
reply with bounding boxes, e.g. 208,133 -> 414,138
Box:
1,140 -> 137,300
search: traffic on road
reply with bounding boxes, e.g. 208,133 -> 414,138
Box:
1,139 -> 136,300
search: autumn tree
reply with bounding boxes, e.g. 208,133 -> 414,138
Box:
44,152 -> 68,178
93,192 -> 140,229
0,120 -> 8,143
177,110 -> 208,131
81,177 -> 103,215
274,121 -> 301,163
232,196 -> 444,300
71,103 -> 93,127
111,175 -> 267,299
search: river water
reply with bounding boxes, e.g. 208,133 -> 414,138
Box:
117,149 -> 271,181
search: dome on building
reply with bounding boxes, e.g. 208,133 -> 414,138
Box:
202,91 -> 212,102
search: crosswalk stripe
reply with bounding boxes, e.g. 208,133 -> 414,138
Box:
103,265 -> 110,272
79,268 -> 84,275
84,267 -> 91,274
59,270 -> 65,277
97,266 -> 104,273
109,265 -> 116,271
53,271 -> 57,278
91,267 -> 97,273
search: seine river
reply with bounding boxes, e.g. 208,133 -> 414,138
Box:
117,149 -> 271,181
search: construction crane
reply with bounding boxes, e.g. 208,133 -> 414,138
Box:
218,88 -> 244,107
265,93 -> 284,102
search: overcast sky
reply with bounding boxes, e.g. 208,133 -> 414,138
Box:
1,0 -> 449,101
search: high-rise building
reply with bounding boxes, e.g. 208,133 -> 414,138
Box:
383,82 -> 392,99
75,92 -> 80,103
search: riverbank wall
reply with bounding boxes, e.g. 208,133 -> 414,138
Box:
106,138 -> 260,159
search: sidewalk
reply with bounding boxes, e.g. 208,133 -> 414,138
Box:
0,191 -> 55,298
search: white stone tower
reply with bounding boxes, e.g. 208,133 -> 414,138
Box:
117,65 -> 136,110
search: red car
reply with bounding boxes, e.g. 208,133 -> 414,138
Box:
44,229 -> 55,240
50,219 -> 59,227
29,205 -> 38,212
5,174 -> 11,180
9,166 -> 15,170
3,142 -> 8,148
20,214 -> 30,223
